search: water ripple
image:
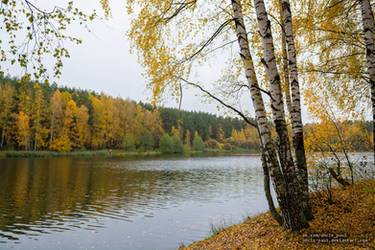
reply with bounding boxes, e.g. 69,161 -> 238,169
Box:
0,154 -> 272,249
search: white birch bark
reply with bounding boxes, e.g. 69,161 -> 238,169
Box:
280,0 -> 312,220
231,0 -> 309,230
230,0 -> 288,220
278,3 -> 292,117
253,0 -> 308,229
360,0 -> 375,162
253,0 -> 293,172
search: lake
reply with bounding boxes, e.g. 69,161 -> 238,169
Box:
0,154 -> 271,249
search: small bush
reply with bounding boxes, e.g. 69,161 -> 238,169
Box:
171,135 -> 184,153
139,129 -> 154,151
159,133 -> 173,153
223,143 -> 232,151
205,138 -> 220,149
122,134 -> 136,151
192,132 -> 205,151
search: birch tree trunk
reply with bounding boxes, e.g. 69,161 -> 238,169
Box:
280,0 -> 312,220
253,0 -> 308,229
256,125 -> 282,225
360,0 -> 375,163
260,139 -> 283,225
231,0 -> 308,230
50,118 -> 54,146
278,2 -> 292,117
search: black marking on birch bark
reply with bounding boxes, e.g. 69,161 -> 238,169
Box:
367,48 -> 373,56
270,104 -> 276,111
364,27 -> 371,33
239,53 -> 247,60
260,131 -> 271,137
235,20 -> 247,32
238,33 -> 247,40
281,1 -> 291,14
258,121 -> 269,126
261,57 -> 269,69
264,32 -> 272,39
266,20 -> 272,33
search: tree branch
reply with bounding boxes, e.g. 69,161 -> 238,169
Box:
179,77 -> 257,127
181,19 -> 233,62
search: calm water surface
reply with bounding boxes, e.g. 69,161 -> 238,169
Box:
0,154 -> 270,249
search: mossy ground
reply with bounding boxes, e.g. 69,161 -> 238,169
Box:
183,180 -> 375,249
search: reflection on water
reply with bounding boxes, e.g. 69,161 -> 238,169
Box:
0,155 -> 267,249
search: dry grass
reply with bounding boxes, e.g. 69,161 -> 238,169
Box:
183,180 -> 375,250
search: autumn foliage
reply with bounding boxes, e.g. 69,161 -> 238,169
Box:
0,77 -> 261,153
183,180 -> 375,249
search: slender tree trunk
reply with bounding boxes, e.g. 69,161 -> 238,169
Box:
261,148 -> 283,225
360,0 -> 375,164
279,3 -> 292,116
34,122 -> 39,151
258,126 -> 283,225
25,135 -> 29,151
50,118 -> 54,146
254,0 -> 308,229
280,0 -> 312,220
34,105 -> 41,151
1,134 -> 4,149
254,0 -> 294,173
328,167 -> 350,186
231,0 -> 308,230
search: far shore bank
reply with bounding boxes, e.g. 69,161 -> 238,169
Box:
0,148 -> 259,159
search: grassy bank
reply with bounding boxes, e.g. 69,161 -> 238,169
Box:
183,180 -> 375,249
3,150 -> 162,158
1,148 -> 259,159
199,148 -> 259,154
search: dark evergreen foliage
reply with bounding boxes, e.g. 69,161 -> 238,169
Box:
138,101 -> 252,142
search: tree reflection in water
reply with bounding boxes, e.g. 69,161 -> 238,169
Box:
0,155 -> 265,249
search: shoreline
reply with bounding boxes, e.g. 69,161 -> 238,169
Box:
0,149 -> 260,159
182,180 -> 375,249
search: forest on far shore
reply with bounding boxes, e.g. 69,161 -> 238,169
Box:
0,76 -> 260,152
0,76 -> 373,153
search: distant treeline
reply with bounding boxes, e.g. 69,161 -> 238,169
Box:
0,76 -> 260,152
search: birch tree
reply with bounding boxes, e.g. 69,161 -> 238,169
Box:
279,0 -> 312,219
0,83 -> 15,149
252,0 -> 308,228
76,104 -> 90,148
359,0 -> 375,161
30,83 -> 49,150
49,90 -> 64,149
16,111 -> 30,150
89,94 -> 106,149
126,0 -> 310,230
